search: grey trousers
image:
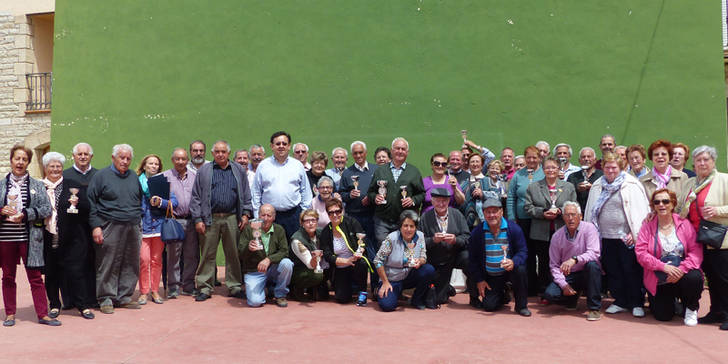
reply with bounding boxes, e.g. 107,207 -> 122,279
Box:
94,221 -> 142,306
373,217 -> 398,246
166,218 -> 199,293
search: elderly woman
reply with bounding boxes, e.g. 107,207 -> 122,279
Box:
0,145 -> 58,326
684,145 -> 728,330
585,152 -> 650,317
636,188 -> 703,325
320,199 -> 372,303
482,159 -> 508,207
627,144 -> 647,178
374,147 -> 391,166
671,142 -> 696,178
513,155 -> 526,171
137,154 -> 178,305
41,152 -> 73,319
524,157 -> 577,296
374,210 -> 436,311
310,176 -> 341,229
460,153 -> 488,228
421,153 -> 464,213
306,151 -> 328,194
289,209 -> 326,301
639,140 -> 690,217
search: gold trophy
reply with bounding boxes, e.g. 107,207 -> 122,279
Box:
351,175 -> 360,190
377,180 -> 387,204
67,188 -> 80,214
355,233 -> 366,257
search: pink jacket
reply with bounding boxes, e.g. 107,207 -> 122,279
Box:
635,213 -> 703,295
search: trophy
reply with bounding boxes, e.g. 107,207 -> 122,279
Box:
6,186 -> 22,221
527,168 -> 534,181
500,244 -> 509,267
549,189 -> 561,210
377,180 -> 388,204
67,188 -> 80,214
407,250 -> 417,268
400,186 -> 408,199
581,165 -> 589,181
460,129 -> 468,142
351,175 -> 360,190
496,175 -> 507,198
355,233 -> 366,257
250,219 -> 263,251
558,157 -> 568,170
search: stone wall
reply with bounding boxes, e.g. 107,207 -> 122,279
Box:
0,13 -> 51,178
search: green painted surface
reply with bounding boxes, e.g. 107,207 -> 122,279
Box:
51,0 -> 726,169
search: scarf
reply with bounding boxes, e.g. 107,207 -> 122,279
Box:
590,172 -> 626,229
139,173 -> 150,198
651,165 -> 673,189
685,169 -> 715,212
7,173 -> 27,212
42,177 -> 63,235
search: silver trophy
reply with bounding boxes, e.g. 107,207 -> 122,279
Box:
400,185 -> 408,199
527,168 -> 534,181
558,157 -> 568,170
500,244 -> 509,267
67,188 -> 80,214
250,219 -> 263,251
313,243 -> 323,274
377,180 -> 388,204
581,165 -> 589,181
496,175 -> 507,199
351,175 -> 360,190
460,129 -> 468,142
549,189 -> 560,210
355,233 -> 366,257
407,250 -> 417,268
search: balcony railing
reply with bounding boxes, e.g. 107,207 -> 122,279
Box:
26,72 -> 52,112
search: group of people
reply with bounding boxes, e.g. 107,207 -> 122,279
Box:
0,132 -> 726,331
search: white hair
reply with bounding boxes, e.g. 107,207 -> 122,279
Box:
579,146 -> 595,156
552,143 -> 572,156
562,201 -> 582,215
331,147 -> 347,157
249,144 -> 265,154
391,137 -> 409,150
317,175 -> 334,188
112,144 -> 133,158
72,142 -> 93,156
692,145 -> 718,162
42,151 -> 66,168
535,141 -> 550,150
214,140 -> 231,153
350,140 -> 367,153
292,143 -> 309,152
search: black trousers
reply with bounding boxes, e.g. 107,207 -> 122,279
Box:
43,231 -> 69,310
432,249 -> 474,304
703,248 -> 728,317
648,269 -> 703,321
482,264 -> 528,311
543,261 -> 602,310
61,227 -> 96,310
529,238 -> 552,296
601,238 -> 643,309
333,259 -> 368,303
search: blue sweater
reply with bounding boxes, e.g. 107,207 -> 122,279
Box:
506,167 -> 544,220
468,218 -> 528,283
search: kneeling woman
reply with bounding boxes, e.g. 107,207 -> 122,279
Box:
289,209 -> 325,301
373,210 -> 436,311
636,188 -> 704,325
320,199 -> 372,303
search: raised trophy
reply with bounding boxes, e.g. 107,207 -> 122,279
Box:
67,188 -> 80,214
377,180 -> 388,204
355,233 -> 366,257
527,168 -> 534,181
400,185 -> 408,199
500,244 -> 509,267
351,175 -> 360,190
250,219 -> 263,251
460,129 -> 468,142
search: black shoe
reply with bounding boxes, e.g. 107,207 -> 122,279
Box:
38,318 -> 62,326
48,308 -> 60,319
195,293 -> 211,302
469,296 -> 482,309
228,290 -> 244,299
699,312 -> 726,324
80,309 -> 95,319
518,308 -> 532,317
721,321 -> 728,331
214,280 -> 222,287
3,318 -> 15,327
447,285 -> 457,297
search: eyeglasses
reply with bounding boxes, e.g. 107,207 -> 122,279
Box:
294,150 -> 306,154
275,142 -> 289,146
432,161 -> 448,168
563,213 -> 580,218
653,199 -> 671,206
302,218 -> 317,224
327,209 -> 343,216
318,186 -> 333,190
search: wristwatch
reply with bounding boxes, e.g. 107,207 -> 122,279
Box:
571,256 -> 578,264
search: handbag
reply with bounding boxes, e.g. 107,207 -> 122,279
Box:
652,231 -> 683,285
161,203 -> 185,243
697,219 -> 726,249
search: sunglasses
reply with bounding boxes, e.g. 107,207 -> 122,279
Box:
652,199 -> 671,206
432,161 -> 448,168
294,150 -> 306,154
326,209 -> 343,216
275,142 -> 289,146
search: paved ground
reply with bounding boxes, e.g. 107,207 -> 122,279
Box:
3,270 -> 727,364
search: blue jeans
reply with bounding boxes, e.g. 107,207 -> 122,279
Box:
543,261 -> 602,310
244,258 -> 294,307
378,264 -> 435,312
275,207 -> 302,240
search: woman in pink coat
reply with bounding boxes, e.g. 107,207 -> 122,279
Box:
636,188 -> 703,326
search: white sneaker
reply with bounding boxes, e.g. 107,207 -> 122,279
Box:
632,307 -> 645,317
684,308 -> 698,326
605,304 -> 627,314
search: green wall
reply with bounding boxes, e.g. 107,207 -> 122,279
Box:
51,0 -> 727,170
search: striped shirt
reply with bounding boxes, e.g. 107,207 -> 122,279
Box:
0,176 -> 29,242
483,218 -> 508,275
210,161 -> 238,214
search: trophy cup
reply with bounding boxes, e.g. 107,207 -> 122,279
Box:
527,168 -> 534,181
377,180 -> 388,204
67,188 -> 80,214
460,129 -> 468,142
549,189 -> 561,210
400,186 -> 408,199
581,165 -> 589,180
496,175 -> 507,199
355,233 -> 366,257
351,175 -> 360,190
500,244 -> 509,267
250,219 -> 263,251
407,250 -> 417,268
558,157 -> 568,170
312,236 -> 324,273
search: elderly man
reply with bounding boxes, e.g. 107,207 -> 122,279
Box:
594,134 -> 615,170
553,143 -> 581,180
419,188 -> 472,305
566,147 -> 603,213
447,151 -> 469,185
340,141 -> 377,249
292,142 -> 311,171
187,140 -> 209,173
239,204 -> 293,307
234,148 -> 256,190
253,131 -> 313,239
325,147 -> 348,189
468,198 -> 530,316
500,147 -> 516,181
367,137 -> 426,244
543,202 -> 602,320
249,144 -> 266,173
162,148 -> 198,297
57,142 -> 97,316
190,140 -> 253,302
536,141 -> 550,161
87,144 -> 143,313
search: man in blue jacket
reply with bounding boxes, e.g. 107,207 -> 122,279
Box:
468,198 -> 531,316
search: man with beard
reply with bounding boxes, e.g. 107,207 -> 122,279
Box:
188,140 -> 209,173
